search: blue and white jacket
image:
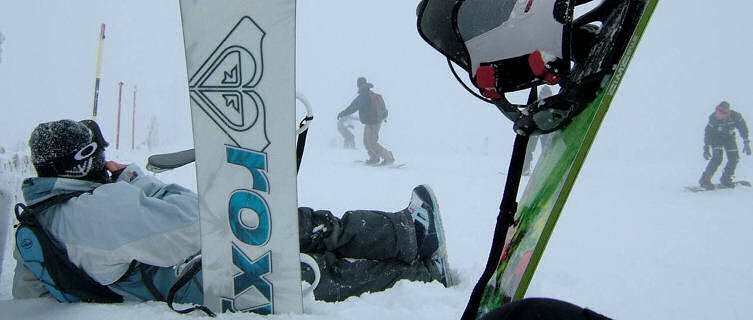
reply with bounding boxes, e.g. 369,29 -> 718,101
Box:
13,164 -> 201,297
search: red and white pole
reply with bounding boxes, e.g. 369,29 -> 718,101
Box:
116,81 -> 123,150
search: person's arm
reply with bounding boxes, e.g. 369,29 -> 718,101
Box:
338,96 -> 360,119
704,116 -> 713,146
734,112 -> 750,142
735,112 -> 751,155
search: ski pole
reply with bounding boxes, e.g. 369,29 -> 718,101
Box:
91,23 -> 106,121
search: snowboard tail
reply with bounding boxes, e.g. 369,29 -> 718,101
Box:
477,0 -> 658,315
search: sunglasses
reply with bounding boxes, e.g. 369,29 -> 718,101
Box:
36,141 -> 101,177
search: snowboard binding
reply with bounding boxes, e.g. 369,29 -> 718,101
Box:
417,0 -> 642,135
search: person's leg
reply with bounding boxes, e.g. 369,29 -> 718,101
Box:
363,124 -> 379,163
721,139 -> 739,185
370,122 -> 394,163
298,185 -> 453,302
701,145 -> 724,183
338,125 -> 355,149
304,252 -> 441,302
298,207 -> 418,263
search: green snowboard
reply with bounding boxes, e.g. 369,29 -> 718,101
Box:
477,0 -> 658,315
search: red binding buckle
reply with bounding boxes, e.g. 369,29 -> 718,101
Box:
475,66 -> 502,99
528,50 -> 561,85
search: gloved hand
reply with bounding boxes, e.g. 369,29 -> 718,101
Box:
337,111 -> 344,120
744,140 -> 751,156
703,145 -> 711,160
106,161 -> 128,181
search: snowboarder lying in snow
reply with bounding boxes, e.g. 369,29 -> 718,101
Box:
12,119 -> 452,306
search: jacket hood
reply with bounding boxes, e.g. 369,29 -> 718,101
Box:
22,176 -> 102,206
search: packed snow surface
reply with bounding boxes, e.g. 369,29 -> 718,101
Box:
2,1 -> 753,319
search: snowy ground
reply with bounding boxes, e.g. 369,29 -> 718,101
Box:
2,1 -> 753,320
2,117 -> 753,320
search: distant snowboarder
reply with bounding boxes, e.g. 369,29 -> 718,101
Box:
337,77 -> 395,166
699,101 -> 751,189
337,114 -> 358,149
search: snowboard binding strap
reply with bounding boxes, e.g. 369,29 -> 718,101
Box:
417,0 -> 632,136
462,133 -> 529,320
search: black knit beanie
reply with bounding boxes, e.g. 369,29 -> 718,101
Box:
28,119 -> 109,182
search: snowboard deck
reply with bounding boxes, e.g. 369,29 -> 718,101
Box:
684,180 -> 752,192
179,0 -> 301,315
354,160 -> 407,169
477,0 -> 658,316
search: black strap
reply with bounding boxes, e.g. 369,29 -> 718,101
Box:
461,133 -> 528,320
462,88 -> 538,320
139,264 -> 165,302
165,260 -> 216,317
296,115 -> 313,172
16,191 -> 88,221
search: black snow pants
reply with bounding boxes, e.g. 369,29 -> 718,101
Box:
704,138 -> 739,182
297,207 -> 440,302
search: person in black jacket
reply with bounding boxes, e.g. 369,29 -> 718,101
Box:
699,101 -> 751,189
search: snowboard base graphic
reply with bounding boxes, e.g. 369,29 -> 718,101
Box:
477,0 -> 658,316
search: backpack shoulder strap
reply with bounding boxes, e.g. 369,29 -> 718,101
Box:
15,191 -> 87,224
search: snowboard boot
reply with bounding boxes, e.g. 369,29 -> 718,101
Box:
720,175 -> 735,188
699,173 -> 715,190
407,185 -> 453,287
429,254 -> 453,288
365,157 -> 380,165
379,156 -> 395,166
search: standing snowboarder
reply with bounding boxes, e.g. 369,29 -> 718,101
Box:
699,101 -> 751,189
337,77 -> 395,165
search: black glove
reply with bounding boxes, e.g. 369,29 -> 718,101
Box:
337,111 -> 344,120
744,140 -> 751,156
703,145 -> 711,160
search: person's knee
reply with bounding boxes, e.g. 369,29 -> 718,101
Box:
727,152 -> 739,164
709,155 -> 723,166
299,208 -> 340,252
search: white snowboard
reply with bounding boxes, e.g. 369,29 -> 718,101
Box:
179,0 -> 301,314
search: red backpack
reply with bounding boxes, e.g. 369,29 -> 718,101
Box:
370,92 -> 388,121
